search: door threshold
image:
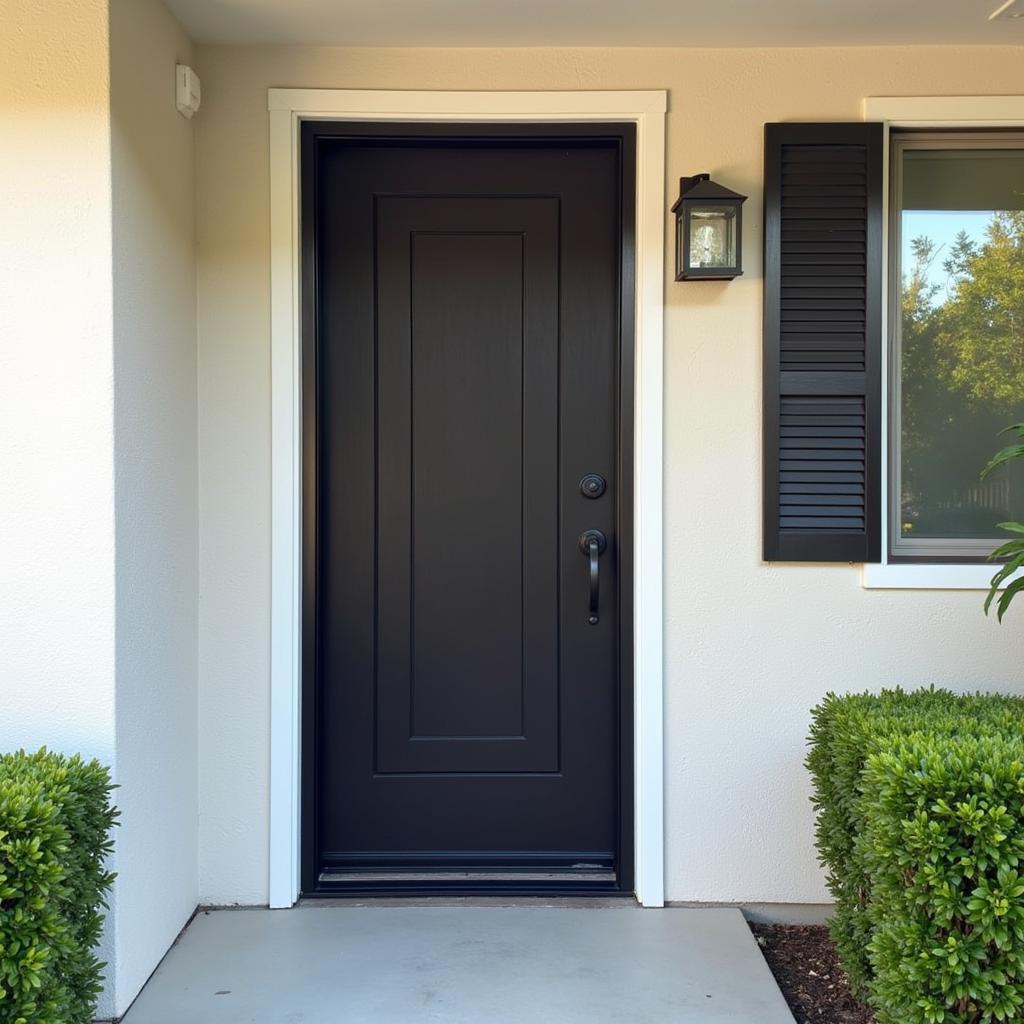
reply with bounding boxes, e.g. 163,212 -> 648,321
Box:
306,870 -> 624,897
319,870 -> 617,883
298,894 -> 639,908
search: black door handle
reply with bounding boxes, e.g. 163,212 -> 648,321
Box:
578,530 -> 608,625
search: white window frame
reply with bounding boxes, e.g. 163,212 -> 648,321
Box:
862,95 -> 1024,590
267,88 -> 667,909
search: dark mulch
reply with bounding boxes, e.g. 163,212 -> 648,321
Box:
750,923 -> 875,1024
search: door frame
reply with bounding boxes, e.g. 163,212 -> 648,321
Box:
301,120 -> 635,898
268,88 -> 667,908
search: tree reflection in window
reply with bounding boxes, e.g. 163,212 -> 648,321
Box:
899,159 -> 1024,544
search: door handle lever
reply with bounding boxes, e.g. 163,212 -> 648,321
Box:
578,530 -> 608,625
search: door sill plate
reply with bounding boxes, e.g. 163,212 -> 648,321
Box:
320,870 -> 617,883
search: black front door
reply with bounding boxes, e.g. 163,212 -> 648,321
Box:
302,123 -> 634,895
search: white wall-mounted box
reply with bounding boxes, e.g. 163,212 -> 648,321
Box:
176,63 -> 200,118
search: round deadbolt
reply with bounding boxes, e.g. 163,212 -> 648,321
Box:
579,473 -> 607,499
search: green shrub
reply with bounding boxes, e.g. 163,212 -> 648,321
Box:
982,422 -> 1024,623
0,749 -> 117,1024
808,688 -> 1024,1024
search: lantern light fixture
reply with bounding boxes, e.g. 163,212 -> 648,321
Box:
671,173 -> 747,281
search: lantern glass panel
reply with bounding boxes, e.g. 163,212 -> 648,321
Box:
686,205 -> 736,270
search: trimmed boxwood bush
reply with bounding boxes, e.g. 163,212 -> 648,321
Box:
0,749 -> 117,1024
808,688 -> 1024,1024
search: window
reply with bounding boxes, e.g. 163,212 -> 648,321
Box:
889,132 -> 1024,562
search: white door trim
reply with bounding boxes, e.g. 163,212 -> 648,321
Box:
268,88 -> 667,908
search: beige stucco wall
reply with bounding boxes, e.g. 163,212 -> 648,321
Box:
2,0 -> 200,1015
0,0 -> 115,777
110,0 -> 199,1010
193,44 -> 1024,906
0,0 -> 120,1013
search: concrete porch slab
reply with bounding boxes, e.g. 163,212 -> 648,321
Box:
121,905 -> 795,1023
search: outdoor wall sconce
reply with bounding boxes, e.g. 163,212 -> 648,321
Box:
672,174 -> 747,280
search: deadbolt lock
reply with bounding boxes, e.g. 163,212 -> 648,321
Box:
579,474 -> 607,499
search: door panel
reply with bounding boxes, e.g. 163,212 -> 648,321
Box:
303,126 -> 633,893
376,198 -> 560,774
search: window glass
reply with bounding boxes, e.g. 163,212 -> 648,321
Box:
894,138 -> 1024,555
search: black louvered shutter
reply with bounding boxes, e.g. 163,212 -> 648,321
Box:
763,122 -> 883,562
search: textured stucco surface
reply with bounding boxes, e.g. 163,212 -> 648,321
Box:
110,0 -> 199,1011
0,0 -> 119,1014
194,43 -> 1024,907
0,0 -> 116,771
2,0 -> 200,1015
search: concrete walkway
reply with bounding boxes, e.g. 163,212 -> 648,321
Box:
122,904 -> 795,1023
